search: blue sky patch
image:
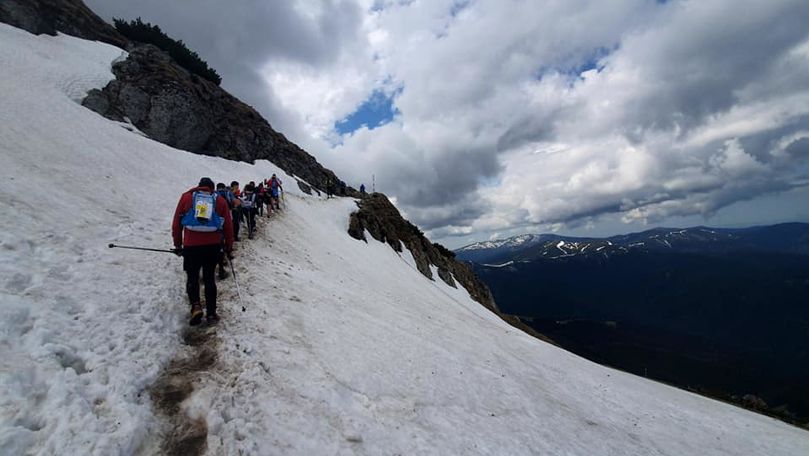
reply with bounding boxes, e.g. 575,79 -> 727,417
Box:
533,45 -> 614,83
450,0 -> 473,18
335,89 -> 400,136
570,46 -> 611,75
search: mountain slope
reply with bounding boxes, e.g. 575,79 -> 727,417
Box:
459,227 -> 809,424
1,22 -> 808,456
457,225 -> 809,265
1,0 -> 347,196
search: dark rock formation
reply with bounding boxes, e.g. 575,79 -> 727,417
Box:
0,0 -> 128,48
296,180 -> 318,196
348,193 -> 554,343
0,0 -> 349,194
82,44 -> 344,193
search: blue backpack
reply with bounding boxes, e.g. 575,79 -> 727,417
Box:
217,189 -> 234,208
181,191 -> 224,232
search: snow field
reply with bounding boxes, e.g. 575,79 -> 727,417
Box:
0,23 -> 808,456
0,24 -> 306,455
194,193 -> 809,455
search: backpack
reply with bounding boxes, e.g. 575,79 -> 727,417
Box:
241,192 -> 256,209
217,189 -> 234,208
181,191 -> 224,232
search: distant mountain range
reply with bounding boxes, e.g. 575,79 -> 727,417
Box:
457,222 -> 809,426
457,223 -> 809,265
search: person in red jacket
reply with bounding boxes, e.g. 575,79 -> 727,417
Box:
172,177 -> 234,325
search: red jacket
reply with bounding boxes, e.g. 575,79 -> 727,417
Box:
172,186 -> 234,251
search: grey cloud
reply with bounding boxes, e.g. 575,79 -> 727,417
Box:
407,196 -> 489,231
616,1 -> 809,135
786,138 -> 809,157
85,0 -> 366,139
364,142 -> 501,212
83,0 -> 809,244
738,116 -> 809,163
87,0 -> 362,65
496,110 -> 558,152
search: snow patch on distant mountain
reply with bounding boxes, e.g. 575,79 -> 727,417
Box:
457,234 -> 544,252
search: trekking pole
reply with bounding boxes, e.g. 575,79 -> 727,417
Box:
229,257 -> 246,312
108,243 -> 178,254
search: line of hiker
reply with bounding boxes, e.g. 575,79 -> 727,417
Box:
172,174 -> 284,326
325,177 -> 348,199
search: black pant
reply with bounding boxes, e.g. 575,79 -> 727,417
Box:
183,244 -> 221,315
218,251 -> 227,277
232,208 -> 241,239
245,208 -> 257,236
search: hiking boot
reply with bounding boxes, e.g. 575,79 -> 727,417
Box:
218,268 -> 228,280
189,303 -> 204,326
206,313 -> 221,325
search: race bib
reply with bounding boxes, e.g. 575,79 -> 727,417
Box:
195,196 -> 213,220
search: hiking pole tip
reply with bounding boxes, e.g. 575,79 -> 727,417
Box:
108,243 -> 115,248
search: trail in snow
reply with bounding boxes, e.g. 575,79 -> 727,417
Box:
1,23 -> 809,456
146,324 -> 216,456
0,24 -> 311,455
144,209 -> 284,456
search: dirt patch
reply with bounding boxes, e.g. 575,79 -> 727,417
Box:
163,418 -> 209,456
150,375 -> 194,415
183,326 -> 216,347
148,325 -> 219,456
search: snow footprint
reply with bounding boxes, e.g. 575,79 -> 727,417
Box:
52,347 -> 88,375
5,272 -> 33,294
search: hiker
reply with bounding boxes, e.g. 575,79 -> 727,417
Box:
360,183 -> 366,194
268,173 -> 283,211
216,183 -> 235,279
241,183 -> 258,239
230,181 -> 242,241
172,177 -> 234,325
216,182 -> 234,206
262,183 -> 273,216
257,183 -> 266,217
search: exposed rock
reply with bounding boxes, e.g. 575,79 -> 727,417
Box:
742,394 -> 769,411
348,193 -> 476,294
0,0 -> 128,48
81,44 -> 345,193
297,180 -> 314,196
0,0 -> 349,194
347,193 -> 551,343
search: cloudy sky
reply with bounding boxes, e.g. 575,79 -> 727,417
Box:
86,0 -> 809,247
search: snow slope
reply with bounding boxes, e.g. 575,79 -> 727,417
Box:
1,23 -> 809,455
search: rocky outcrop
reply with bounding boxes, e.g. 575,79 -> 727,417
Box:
82,44 -> 345,193
347,192 -> 495,308
0,0 -> 128,48
348,193 -> 554,343
0,0 -> 348,194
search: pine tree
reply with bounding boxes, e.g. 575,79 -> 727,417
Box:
113,17 -> 222,85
